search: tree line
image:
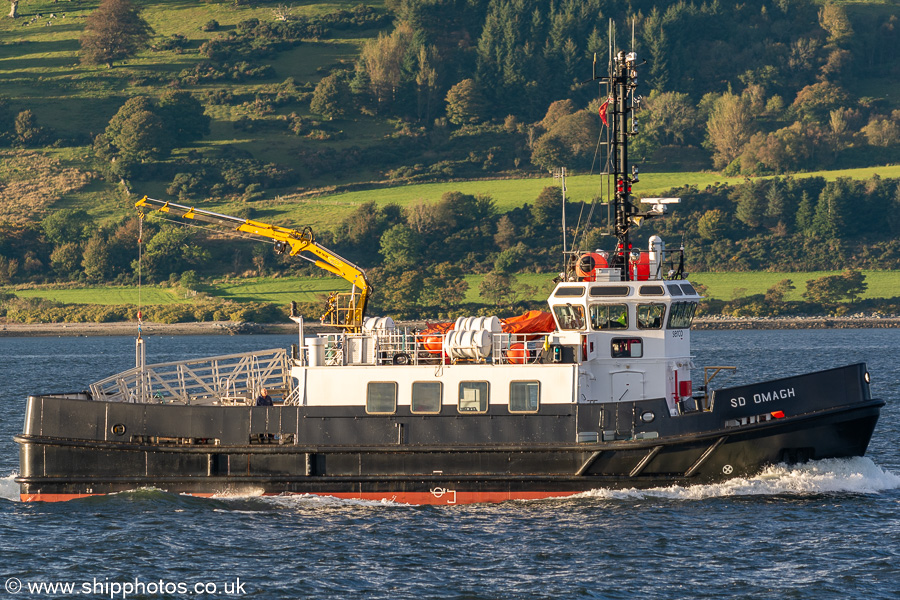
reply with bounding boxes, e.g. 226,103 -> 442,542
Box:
4,0 -> 898,197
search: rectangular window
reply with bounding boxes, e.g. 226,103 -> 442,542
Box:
589,285 -> 630,296
589,304 -> 628,330
666,301 -> 697,329
366,382 -> 397,414
411,381 -> 442,414
458,381 -> 489,413
509,381 -> 540,413
553,304 -> 586,330
637,304 -> 666,329
554,286 -> 586,297
611,338 -> 643,358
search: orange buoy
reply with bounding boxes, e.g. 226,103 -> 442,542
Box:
507,342 -> 528,364
423,335 -> 444,355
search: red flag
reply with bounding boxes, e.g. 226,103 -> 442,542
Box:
598,98 -> 610,127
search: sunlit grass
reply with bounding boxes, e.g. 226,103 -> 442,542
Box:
689,271 -> 900,302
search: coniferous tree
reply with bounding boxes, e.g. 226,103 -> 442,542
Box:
80,0 -> 152,68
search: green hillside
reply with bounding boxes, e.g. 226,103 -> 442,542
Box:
1,0 -> 900,322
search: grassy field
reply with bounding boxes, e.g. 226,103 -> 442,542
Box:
249,163 -> 900,230
9,286 -> 187,305
7,269 -> 898,308
689,271 -> 900,302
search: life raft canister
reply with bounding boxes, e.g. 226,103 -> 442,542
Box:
575,252 -> 608,280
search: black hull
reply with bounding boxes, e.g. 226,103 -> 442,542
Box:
16,364 -> 883,503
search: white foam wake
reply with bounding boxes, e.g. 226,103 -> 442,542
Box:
1,473 -> 20,502
575,457 -> 900,501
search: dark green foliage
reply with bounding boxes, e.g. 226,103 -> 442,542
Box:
14,110 -> 45,146
311,72 -> 353,119
445,79 -> 485,125
138,226 -> 211,282
151,34 -> 188,53
41,209 -> 92,246
803,270 -> 868,303
165,151 -> 298,201
103,97 -> 172,161
157,91 -> 211,146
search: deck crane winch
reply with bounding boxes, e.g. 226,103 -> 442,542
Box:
135,197 -> 371,331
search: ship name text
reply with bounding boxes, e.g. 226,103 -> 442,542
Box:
730,388 -> 796,408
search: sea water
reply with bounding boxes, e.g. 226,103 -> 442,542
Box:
1,330 -> 898,600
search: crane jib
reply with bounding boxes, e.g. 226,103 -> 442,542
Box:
134,196 -> 371,331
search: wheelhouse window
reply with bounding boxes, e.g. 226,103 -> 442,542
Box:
667,284 -> 684,296
639,285 -> 664,296
366,382 -> 397,414
637,304 -> 666,329
553,304 -> 586,330
554,286 -> 585,297
611,338 -> 643,358
667,301 -> 697,329
411,381 -> 442,414
458,382 -> 489,413
589,304 -> 628,330
509,381 -> 540,413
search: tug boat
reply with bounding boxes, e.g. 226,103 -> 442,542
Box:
15,47 -> 882,504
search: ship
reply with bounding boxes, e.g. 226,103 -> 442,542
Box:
15,46 -> 883,504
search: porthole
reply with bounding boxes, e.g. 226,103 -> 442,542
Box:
111,423 -> 127,436
640,411 -> 655,423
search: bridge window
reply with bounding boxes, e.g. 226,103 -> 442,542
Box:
589,285 -> 630,297
411,382 -> 442,414
458,382 -> 489,413
366,382 -> 397,414
509,381 -> 540,413
589,304 -> 628,330
611,338 -> 643,358
554,286 -> 585,297
553,304 -> 586,330
667,302 -> 697,329
637,304 -> 666,329
639,285 -> 664,296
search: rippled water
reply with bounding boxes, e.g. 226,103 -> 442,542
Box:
1,330 -> 898,600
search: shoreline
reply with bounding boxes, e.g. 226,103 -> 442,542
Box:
1,316 -> 899,337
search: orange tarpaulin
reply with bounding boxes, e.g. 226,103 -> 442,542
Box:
500,310 -> 556,334
422,310 -> 556,336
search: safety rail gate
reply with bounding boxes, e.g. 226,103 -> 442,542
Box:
89,349 -> 292,404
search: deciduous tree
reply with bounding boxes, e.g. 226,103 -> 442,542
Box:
707,92 -> 753,170
311,72 -> 352,120
803,270 -> 867,303
445,79 -> 485,125
80,0 -> 152,68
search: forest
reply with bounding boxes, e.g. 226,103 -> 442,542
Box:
0,0 -> 899,321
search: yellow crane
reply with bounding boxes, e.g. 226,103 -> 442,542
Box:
135,197 -> 371,331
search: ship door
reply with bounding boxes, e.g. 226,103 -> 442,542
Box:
611,371 -> 644,403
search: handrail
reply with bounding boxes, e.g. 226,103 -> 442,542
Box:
89,349 -> 292,404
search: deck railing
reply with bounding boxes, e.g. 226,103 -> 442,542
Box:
89,349 -> 293,404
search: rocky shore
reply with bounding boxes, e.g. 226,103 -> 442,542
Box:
1,315 -> 899,337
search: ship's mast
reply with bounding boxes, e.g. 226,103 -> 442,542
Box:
606,48 -> 640,280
